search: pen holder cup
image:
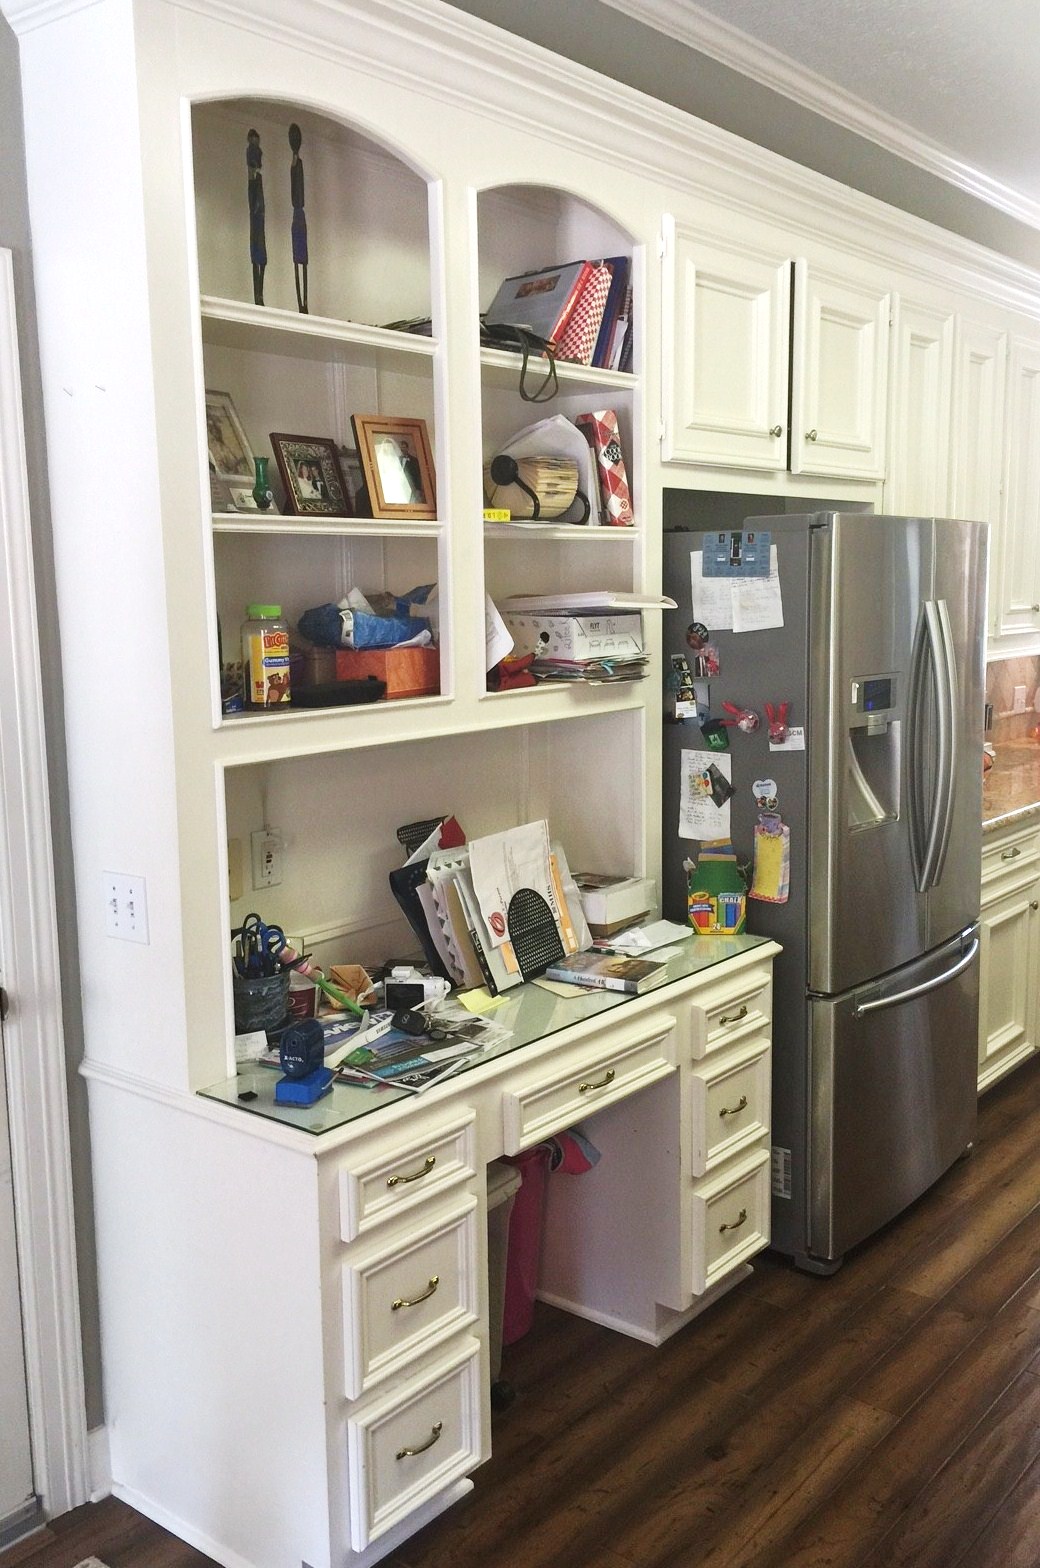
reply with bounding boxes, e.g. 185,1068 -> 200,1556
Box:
233,970 -> 290,1035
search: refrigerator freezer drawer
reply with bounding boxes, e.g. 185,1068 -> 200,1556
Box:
808,927 -> 978,1264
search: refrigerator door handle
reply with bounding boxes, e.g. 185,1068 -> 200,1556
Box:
853,935 -> 979,1017
929,598 -> 960,888
906,608 -> 931,891
918,601 -> 955,893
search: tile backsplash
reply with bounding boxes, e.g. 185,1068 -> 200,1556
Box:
986,656 -> 1040,741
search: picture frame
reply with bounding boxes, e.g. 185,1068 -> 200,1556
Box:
269,433 -> 352,518
205,389 -> 255,482
351,414 -> 437,521
336,446 -> 368,515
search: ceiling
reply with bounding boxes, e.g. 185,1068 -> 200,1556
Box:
603,0 -> 1040,228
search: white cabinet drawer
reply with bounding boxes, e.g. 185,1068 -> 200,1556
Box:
338,1110 -> 477,1241
345,1339 -> 483,1551
342,1197 -> 480,1399
501,1013 -> 676,1154
981,826 -> 1040,907
690,1147 -> 770,1294
688,967 -> 772,1058
690,1037 -> 771,1176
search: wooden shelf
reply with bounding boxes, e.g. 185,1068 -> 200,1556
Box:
484,521 -> 639,541
200,296 -> 438,370
479,346 -> 636,394
212,513 -> 443,539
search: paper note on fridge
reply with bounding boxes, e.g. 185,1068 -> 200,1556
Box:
679,750 -> 734,839
732,545 -> 784,632
690,550 -> 734,630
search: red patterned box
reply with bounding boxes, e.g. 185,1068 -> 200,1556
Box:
575,409 -> 634,526
334,645 -> 440,699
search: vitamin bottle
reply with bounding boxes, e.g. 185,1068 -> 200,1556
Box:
241,603 -> 291,708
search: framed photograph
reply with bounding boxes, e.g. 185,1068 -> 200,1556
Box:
205,389 -> 255,482
351,414 -> 436,521
336,446 -> 368,515
269,433 -> 352,518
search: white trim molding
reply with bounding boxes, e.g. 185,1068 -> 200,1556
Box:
0,248 -> 88,1517
599,0 -> 1040,235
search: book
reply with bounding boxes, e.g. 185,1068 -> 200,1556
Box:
484,260 -> 594,351
591,257 -> 630,368
543,950 -> 667,993
575,410 -> 634,526
498,591 -> 677,611
555,262 -> 612,366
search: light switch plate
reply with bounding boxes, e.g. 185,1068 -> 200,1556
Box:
102,872 -> 149,943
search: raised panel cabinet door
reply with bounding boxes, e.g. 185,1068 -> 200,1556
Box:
978,880 -> 1040,1092
950,318 -> 1007,637
886,297 -> 954,516
997,337 -> 1040,637
662,214 -> 790,469
791,259 -> 890,479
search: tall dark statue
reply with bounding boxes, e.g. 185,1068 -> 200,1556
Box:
246,128 -> 266,306
288,122 -> 308,314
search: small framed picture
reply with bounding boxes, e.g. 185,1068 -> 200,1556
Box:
269,433 -> 352,518
205,389 -> 255,482
336,446 -> 368,515
351,414 -> 436,521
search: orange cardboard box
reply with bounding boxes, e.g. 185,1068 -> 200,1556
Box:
334,645 -> 439,699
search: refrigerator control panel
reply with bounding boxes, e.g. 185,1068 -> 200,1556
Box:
850,675 -> 897,717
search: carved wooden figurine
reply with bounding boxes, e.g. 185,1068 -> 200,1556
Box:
246,128 -> 266,306
289,122 -> 308,313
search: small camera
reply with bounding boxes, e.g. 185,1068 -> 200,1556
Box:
384,966 -> 451,1011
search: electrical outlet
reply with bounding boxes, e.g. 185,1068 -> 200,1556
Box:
227,838 -> 244,902
102,872 -> 149,943
1014,684 -> 1028,713
251,829 -> 283,889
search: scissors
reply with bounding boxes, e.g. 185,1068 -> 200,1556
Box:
233,912 -> 286,978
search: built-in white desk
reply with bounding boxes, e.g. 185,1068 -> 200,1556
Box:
87,936 -> 778,1567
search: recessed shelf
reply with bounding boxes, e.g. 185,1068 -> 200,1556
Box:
483,522 -> 639,541
200,296 -> 438,369
479,346 -> 636,394
212,512 -> 443,538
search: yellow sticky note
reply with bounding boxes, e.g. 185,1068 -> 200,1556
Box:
751,831 -> 785,900
457,987 -> 506,1013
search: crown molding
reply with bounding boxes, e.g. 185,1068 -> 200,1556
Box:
0,0 -> 104,30
599,0 -> 1040,235
10,0 -> 1040,319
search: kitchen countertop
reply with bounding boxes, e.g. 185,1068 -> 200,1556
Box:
983,737 -> 1040,832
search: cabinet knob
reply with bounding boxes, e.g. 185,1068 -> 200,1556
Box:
806,429 -> 818,442
1032,605 -> 1040,613
770,424 -> 783,438
1031,902 -> 1039,911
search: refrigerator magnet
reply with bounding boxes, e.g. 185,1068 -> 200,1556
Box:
686,620 -> 709,651
768,725 -> 805,752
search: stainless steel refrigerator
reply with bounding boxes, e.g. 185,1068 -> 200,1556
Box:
662,508 -> 986,1272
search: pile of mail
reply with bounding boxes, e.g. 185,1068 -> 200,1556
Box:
389,817 -> 592,994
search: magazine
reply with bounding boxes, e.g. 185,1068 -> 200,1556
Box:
543,950 -> 667,994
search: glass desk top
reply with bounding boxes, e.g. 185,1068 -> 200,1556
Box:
198,934 -> 773,1137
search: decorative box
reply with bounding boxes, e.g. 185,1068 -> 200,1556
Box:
333,645 -> 439,699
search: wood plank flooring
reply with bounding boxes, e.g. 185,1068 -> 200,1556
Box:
7,1053 -> 1040,1568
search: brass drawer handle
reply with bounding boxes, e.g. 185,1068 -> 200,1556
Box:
719,1095 -> 748,1119
1001,847 -> 1022,860
719,1005 -> 748,1025
579,1068 -> 616,1093
392,1275 -> 440,1311
387,1155 -> 436,1188
396,1421 -> 443,1460
719,1207 -> 748,1234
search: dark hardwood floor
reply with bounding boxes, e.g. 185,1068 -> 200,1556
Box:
8,1053 -> 1040,1568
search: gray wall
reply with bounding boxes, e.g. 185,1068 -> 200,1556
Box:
0,16 -> 103,1431
446,0 -> 1040,272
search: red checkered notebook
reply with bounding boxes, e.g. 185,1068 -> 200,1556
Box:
575,409 -> 634,526
555,264 -> 612,365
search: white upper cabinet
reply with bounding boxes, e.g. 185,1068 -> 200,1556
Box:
662,215 -> 889,481
949,316 -> 1007,635
661,214 -> 790,470
885,296 -> 955,515
997,336 -> 1040,638
790,260 -> 890,480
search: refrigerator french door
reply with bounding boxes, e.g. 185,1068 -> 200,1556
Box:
662,507 -> 986,1270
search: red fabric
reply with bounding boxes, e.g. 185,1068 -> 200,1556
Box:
502,1146 -> 551,1344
